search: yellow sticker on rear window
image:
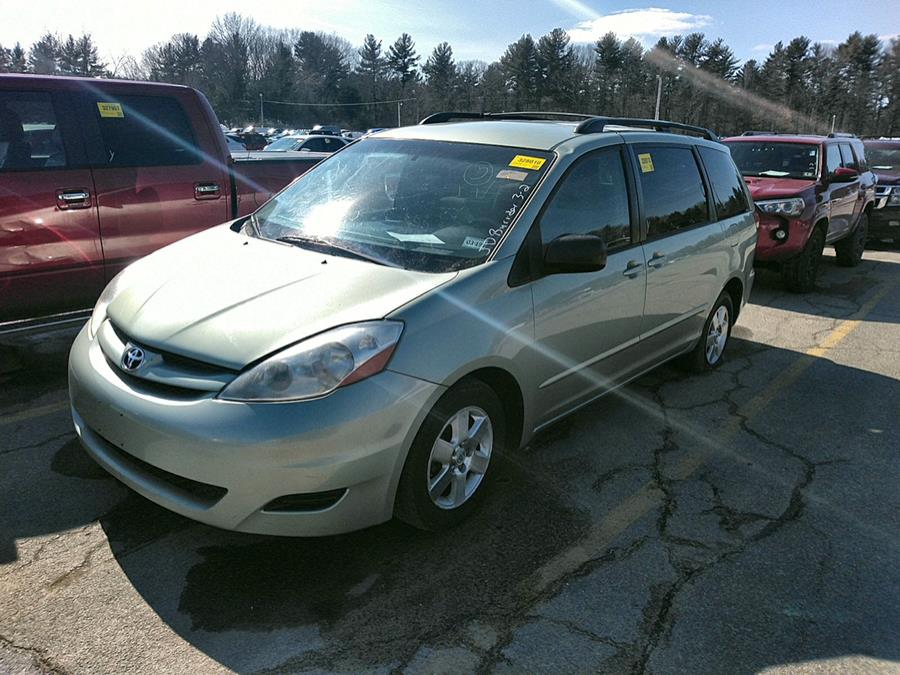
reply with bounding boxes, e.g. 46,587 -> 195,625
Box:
509,155 -> 546,170
97,102 -> 124,118
638,153 -> 654,173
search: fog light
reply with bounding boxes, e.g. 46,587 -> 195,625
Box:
774,229 -> 788,241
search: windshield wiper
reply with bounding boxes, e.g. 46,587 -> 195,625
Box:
275,235 -> 391,267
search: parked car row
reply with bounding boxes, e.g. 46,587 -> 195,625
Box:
864,137 -> 900,242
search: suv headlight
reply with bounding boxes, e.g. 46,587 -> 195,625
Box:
755,197 -> 806,218
889,187 -> 900,206
219,321 -> 404,402
89,272 -> 125,338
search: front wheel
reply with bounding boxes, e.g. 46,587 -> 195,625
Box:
683,291 -> 734,373
782,226 -> 826,293
834,212 -> 867,267
395,380 -> 505,531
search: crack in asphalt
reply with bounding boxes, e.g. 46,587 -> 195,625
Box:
0,633 -> 68,674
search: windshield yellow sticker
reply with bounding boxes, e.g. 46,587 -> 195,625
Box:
509,155 -> 546,170
97,102 -> 124,118
638,153 -> 654,173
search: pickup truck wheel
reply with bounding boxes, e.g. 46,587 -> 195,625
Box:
834,213 -> 867,267
781,226 -> 825,293
395,380 -> 505,531
683,292 -> 734,373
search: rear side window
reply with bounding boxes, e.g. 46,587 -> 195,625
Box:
839,144 -> 857,170
825,144 -> 842,176
93,95 -> 199,167
699,147 -> 750,220
636,146 -> 709,238
539,147 -> 632,250
0,90 -> 67,171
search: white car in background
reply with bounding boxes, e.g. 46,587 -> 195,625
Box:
263,134 -> 350,153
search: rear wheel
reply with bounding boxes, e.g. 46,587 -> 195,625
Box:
395,380 -> 505,531
782,226 -> 825,293
684,291 -> 734,373
834,212 -> 867,267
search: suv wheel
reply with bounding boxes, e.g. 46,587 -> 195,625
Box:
834,212 -> 868,267
395,380 -> 505,531
684,291 -> 734,372
782,226 -> 825,293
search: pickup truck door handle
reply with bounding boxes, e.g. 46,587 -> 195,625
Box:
194,182 -> 221,200
56,189 -> 92,210
648,252 -> 666,268
623,260 -> 643,278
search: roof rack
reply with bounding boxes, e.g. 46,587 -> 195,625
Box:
574,117 -> 719,142
419,111 -> 594,125
741,130 -> 777,136
419,111 -> 718,142
827,132 -> 856,138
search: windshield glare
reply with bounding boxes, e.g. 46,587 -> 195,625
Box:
251,138 -> 552,272
725,142 -> 819,180
864,145 -> 900,170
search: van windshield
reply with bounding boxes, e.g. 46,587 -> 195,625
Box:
250,138 -> 552,272
724,141 -> 819,180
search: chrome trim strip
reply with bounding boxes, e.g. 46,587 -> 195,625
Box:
0,309 -> 91,336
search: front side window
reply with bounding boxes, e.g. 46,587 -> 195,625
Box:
0,90 -> 67,171
92,94 -> 198,167
725,141 -> 820,180
538,147 -> 631,249
250,138 -> 552,272
636,146 -> 709,238
699,146 -> 750,220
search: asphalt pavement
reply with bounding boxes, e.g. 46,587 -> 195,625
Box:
1,246 -> 899,675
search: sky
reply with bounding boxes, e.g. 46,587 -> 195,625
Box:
1,0 -> 898,66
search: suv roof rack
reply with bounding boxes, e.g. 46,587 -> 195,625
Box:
574,117 -> 718,141
419,111 -> 594,125
827,132 -> 856,138
420,111 -> 718,142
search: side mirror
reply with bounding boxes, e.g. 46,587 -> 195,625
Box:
831,166 -> 858,182
543,234 -> 608,275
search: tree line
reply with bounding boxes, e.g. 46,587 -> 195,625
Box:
1,14 -> 898,136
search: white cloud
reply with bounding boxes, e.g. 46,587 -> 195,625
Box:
564,7 -> 713,44
878,32 -> 899,43
752,43 -> 774,52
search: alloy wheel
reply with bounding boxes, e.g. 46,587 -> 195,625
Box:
427,406 -> 493,510
705,305 -> 730,365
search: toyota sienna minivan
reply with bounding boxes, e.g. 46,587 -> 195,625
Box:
69,113 -> 757,536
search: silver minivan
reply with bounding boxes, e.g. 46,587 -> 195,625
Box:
68,114 -> 757,535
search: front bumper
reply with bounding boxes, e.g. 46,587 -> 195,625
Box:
753,213 -> 812,263
869,206 -> 900,240
68,324 -> 443,536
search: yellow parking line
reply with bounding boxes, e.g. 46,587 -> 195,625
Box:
0,400 -> 69,428
538,278 -> 897,587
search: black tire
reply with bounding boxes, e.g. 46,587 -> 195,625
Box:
683,291 -> 734,373
781,225 -> 825,293
834,212 -> 868,267
395,379 -> 505,531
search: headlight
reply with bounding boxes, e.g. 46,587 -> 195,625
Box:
755,197 -> 806,218
219,321 -> 404,402
889,187 -> 900,206
88,272 -> 125,338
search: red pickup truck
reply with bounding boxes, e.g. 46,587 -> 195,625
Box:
0,74 -> 326,331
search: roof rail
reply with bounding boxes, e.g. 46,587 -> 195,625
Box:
827,132 -> 856,138
741,130 -> 777,136
419,111 -> 594,125
574,117 -> 719,142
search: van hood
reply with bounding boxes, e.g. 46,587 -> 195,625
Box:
743,176 -> 816,201
106,224 -> 456,369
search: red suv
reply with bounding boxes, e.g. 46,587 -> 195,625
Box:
722,132 -> 876,292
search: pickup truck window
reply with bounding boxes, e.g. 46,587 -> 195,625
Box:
636,146 -> 709,238
92,94 -> 199,167
251,138 -> 552,272
699,146 -> 750,220
0,91 -> 67,171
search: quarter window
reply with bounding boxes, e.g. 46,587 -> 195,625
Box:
538,147 -> 632,250
636,146 -> 709,237
699,146 -> 750,220
93,95 -> 198,167
839,144 -> 857,170
0,91 -> 67,171
825,144 -> 842,176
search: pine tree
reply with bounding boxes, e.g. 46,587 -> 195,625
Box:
387,33 -> 419,94
499,34 -> 539,109
28,33 -> 61,74
357,34 -> 385,99
536,28 -> 574,106
423,42 -> 456,107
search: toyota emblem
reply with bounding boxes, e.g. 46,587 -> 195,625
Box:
122,345 -> 146,371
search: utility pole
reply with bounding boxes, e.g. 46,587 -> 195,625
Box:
654,75 -> 663,120
397,100 -> 402,128
831,114 -> 836,134
259,93 -> 264,127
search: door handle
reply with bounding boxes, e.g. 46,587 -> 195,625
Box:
623,260 -> 643,278
194,182 -> 221,200
56,189 -> 91,210
648,252 -> 666,268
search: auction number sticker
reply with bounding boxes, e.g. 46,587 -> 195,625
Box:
638,153 -> 654,173
509,155 -> 546,171
97,102 -> 124,118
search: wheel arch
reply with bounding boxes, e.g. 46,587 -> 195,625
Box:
454,367 -> 525,452
723,276 -> 744,321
